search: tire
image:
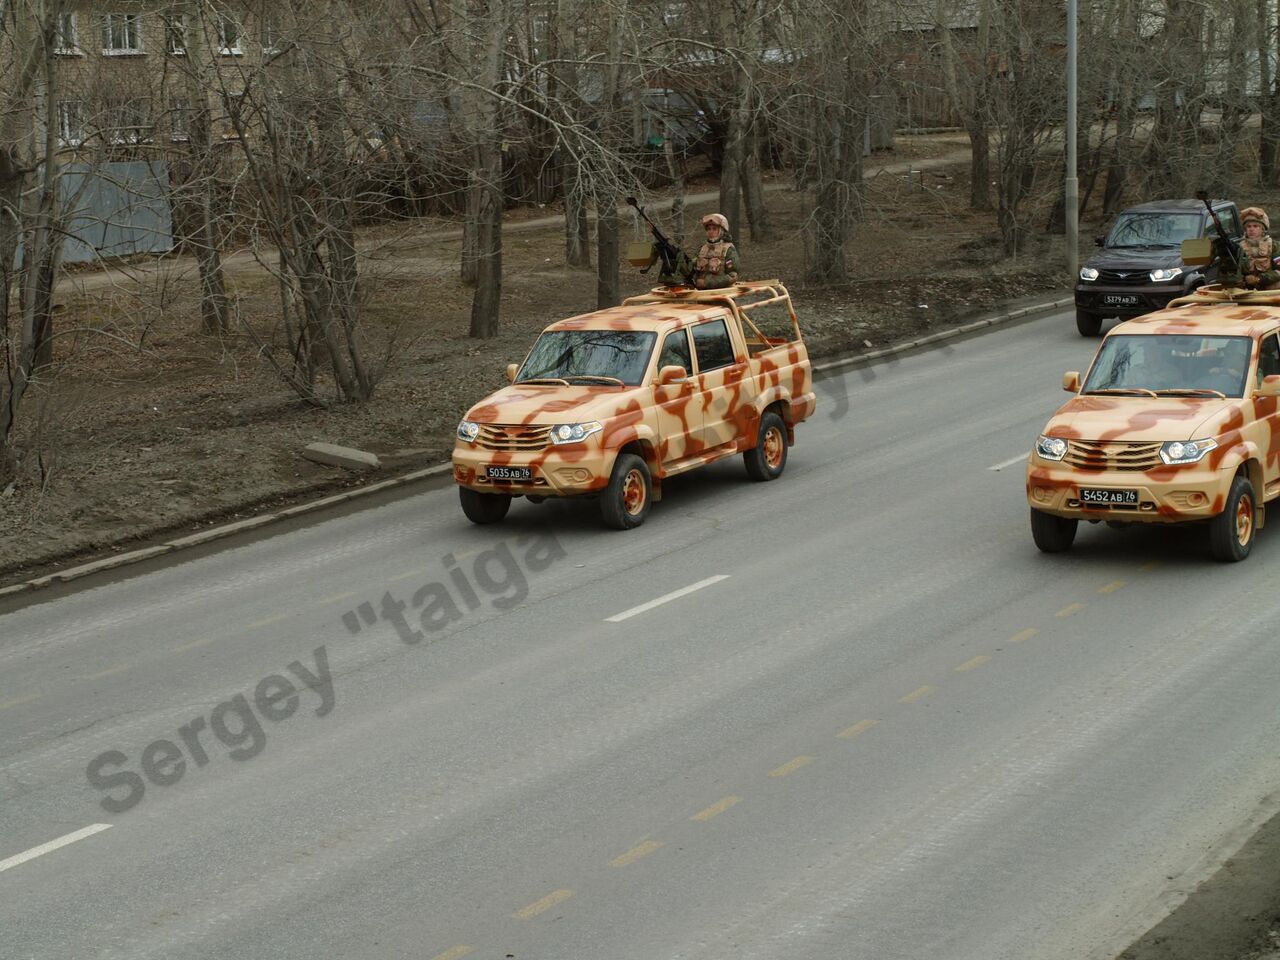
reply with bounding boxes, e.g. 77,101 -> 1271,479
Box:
601,453 -> 652,530
459,486 -> 511,524
1209,474 -> 1256,562
1030,507 -> 1078,553
744,410 -> 788,481
1075,309 -> 1103,337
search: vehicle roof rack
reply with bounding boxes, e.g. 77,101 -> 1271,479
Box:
1168,284 -> 1280,308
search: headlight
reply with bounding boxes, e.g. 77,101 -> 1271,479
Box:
1149,267 -> 1183,282
1036,435 -> 1069,461
550,421 -> 603,444
1079,267 -> 1098,281
1160,438 -> 1216,464
457,420 -> 480,443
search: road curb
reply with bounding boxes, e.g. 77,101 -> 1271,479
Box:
3,296 -> 1072,597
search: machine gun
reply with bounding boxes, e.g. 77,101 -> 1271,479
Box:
1195,191 -> 1246,281
625,197 -> 694,285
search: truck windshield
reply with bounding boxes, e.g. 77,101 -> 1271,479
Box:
518,330 -> 657,386
1107,212 -> 1203,248
1083,334 -> 1252,397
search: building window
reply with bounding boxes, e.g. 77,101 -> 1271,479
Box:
104,99 -> 152,143
217,15 -> 242,55
102,13 -> 144,55
54,12 -> 80,54
261,16 -> 283,55
164,13 -> 186,55
169,98 -> 192,141
57,100 -> 84,146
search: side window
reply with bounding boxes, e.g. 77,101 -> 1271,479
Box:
1258,332 -> 1280,384
691,318 -> 736,373
1219,208 -> 1242,238
657,329 -> 691,373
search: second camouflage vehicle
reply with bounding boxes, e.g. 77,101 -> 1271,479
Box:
452,280 -> 815,529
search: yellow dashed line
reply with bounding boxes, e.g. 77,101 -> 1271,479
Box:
248,612 -> 287,630
172,637 -> 213,653
514,889 -> 573,919
388,570 -> 421,583
955,655 -> 990,672
899,685 -> 934,704
1055,603 -> 1084,619
1009,628 -> 1039,643
609,840 -> 664,867
82,665 -> 127,681
430,947 -> 473,960
1099,580 -> 1127,594
318,590 -> 357,605
692,796 -> 742,821
768,755 -> 815,778
0,692 -> 42,712
837,718 -> 877,740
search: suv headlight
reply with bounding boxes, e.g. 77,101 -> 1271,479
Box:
457,420 -> 480,443
1079,266 -> 1099,281
1036,435 -> 1069,461
1160,438 -> 1216,464
1149,267 -> 1183,282
550,421 -> 603,445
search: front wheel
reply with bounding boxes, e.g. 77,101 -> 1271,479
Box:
459,486 -> 512,524
1209,474 -> 1256,562
601,453 -> 652,529
1075,309 -> 1103,337
744,410 -> 788,481
1030,507 -> 1077,553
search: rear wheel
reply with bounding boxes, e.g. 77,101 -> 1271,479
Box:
459,486 -> 511,524
744,410 -> 788,481
601,453 -> 651,529
1209,474 -> 1256,562
1030,507 -> 1078,553
1075,309 -> 1103,337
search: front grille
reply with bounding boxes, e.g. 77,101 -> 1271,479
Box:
1064,440 -> 1163,471
1097,270 -> 1150,284
476,424 -> 552,451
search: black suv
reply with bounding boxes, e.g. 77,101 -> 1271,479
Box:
1074,198 -> 1241,336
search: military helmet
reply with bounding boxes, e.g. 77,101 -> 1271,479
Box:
701,213 -> 730,233
1242,206 -> 1271,230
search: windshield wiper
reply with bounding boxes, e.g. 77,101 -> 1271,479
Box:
1152,388 -> 1228,398
565,374 -> 626,385
518,377 -> 571,386
1084,387 -> 1158,397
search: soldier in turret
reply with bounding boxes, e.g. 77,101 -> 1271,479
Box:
1222,207 -> 1280,290
691,213 -> 741,290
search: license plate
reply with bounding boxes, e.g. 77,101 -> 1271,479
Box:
1080,487 -> 1138,504
484,465 -> 533,481
1103,294 -> 1140,306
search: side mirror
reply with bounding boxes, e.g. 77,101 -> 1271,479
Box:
1063,371 -> 1081,393
1258,374 -> 1280,397
1181,237 -> 1213,267
658,364 -> 688,385
1094,235 -> 1105,247
506,363 -> 519,383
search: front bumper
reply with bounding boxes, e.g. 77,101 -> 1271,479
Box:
452,441 -> 613,497
1074,281 -> 1187,316
1026,457 -> 1232,523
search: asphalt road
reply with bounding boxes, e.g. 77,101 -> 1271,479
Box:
4,308 -> 1280,960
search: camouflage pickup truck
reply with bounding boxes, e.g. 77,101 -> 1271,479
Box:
1028,285 -> 1280,561
452,280 -> 816,529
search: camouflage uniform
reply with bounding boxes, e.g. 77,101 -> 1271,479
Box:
692,213 -> 740,290
1222,207 -> 1280,290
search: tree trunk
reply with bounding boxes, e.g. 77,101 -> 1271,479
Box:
596,203 -> 619,308
742,123 -> 770,241
1259,0 -> 1279,184
467,0 -> 506,338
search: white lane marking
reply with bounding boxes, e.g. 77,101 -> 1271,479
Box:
988,452 -> 1029,472
0,824 -> 112,874
606,575 -> 731,623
